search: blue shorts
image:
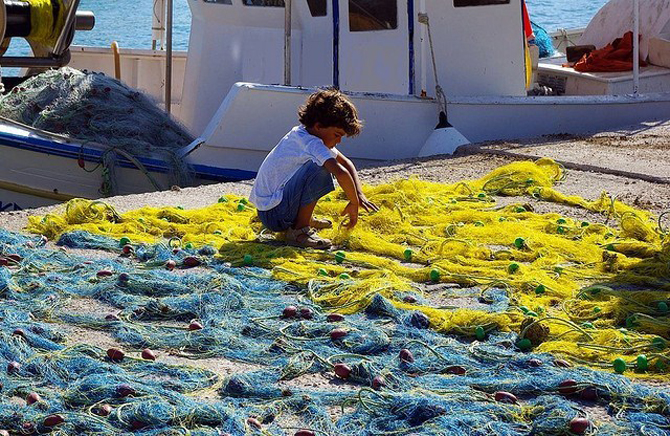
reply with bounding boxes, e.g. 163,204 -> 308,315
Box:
258,161 -> 335,232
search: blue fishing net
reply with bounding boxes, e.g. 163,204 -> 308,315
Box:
531,21 -> 555,58
0,228 -> 669,435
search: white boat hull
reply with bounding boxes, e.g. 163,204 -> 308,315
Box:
0,123 -> 253,210
188,82 -> 670,172
449,93 -> 670,143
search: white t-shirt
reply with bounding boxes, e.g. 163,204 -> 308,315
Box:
250,126 -> 338,211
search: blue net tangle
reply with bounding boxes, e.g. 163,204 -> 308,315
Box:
0,228 -> 669,435
531,21 -> 555,58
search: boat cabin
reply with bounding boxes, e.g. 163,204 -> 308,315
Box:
181,0 -> 528,133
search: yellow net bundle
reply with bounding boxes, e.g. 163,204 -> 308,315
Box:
27,0 -> 66,47
27,159 -> 670,378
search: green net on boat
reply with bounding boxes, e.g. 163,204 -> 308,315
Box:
0,67 -> 195,195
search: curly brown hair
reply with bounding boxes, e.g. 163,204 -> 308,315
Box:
298,88 -> 363,137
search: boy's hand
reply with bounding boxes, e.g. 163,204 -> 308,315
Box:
341,201 -> 359,228
358,194 -> 379,213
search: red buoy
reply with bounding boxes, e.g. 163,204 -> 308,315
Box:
494,391 -> 518,404
107,348 -> 125,362
247,417 -> 262,429
326,313 -> 345,322
26,392 -> 42,405
372,375 -> 386,390
444,365 -> 467,375
330,328 -> 348,340
189,321 -> 204,331
116,383 -> 136,398
299,307 -> 313,319
7,361 -> 20,374
141,348 -> 157,361
554,359 -> 572,368
558,379 -> 578,396
569,417 -> 590,434
7,254 -> 22,263
131,420 -> 147,430
333,363 -> 351,379
580,386 -> 598,401
399,349 -> 414,363
96,404 -> 112,416
183,256 -> 201,268
43,415 -> 65,427
282,306 -> 298,318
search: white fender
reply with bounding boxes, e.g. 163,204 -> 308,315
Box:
417,126 -> 470,157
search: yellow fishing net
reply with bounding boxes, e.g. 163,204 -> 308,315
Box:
27,159 -> 670,378
27,0 -> 66,48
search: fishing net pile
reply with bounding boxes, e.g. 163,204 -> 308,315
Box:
28,159 -> 670,380
531,22 -> 555,58
2,228 -> 670,435
0,67 -> 195,195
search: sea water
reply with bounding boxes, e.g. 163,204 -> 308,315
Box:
6,0 -> 610,55
527,0 -> 610,32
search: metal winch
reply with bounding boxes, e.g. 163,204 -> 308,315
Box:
0,0 -> 94,68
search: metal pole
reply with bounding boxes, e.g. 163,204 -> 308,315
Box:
284,0 -> 292,85
165,0 -> 173,113
54,0 -> 82,56
419,0 -> 427,96
152,0 -> 166,50
633,0 -> 640,95
111,41 -> 121,80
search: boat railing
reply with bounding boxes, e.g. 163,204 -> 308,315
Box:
549,27 -> 585,54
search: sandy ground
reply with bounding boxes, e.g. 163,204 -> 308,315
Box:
2,119 -> 669,231
1,120 -> 669,428
476,119 -> 670,183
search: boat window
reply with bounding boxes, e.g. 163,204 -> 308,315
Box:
243,0 -> 285,6
349,0 -> 397,32
307,0 -> 327,16
203,0 -> 233,4
454,0 -> 509,7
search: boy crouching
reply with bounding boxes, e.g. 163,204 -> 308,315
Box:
250,88 -> 378,249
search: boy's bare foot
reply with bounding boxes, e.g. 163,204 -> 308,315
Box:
310,217 -> 333,229
285,227 -> 332,249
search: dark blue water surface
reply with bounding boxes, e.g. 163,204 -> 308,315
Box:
526,0 -> 609,32
72,0 -> 193,50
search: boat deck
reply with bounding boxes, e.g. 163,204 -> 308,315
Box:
537,56 -> 670,95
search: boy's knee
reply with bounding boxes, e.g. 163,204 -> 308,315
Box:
309,164 -> 334,188
258,210 -> 290,232
297,164 -> 335,207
